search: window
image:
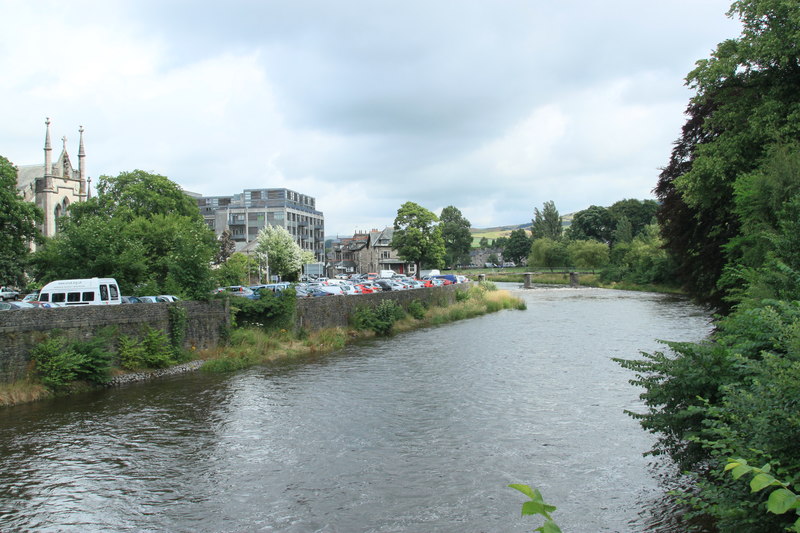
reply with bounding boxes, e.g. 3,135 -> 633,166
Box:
67,292 -> 81,302
100,285 -> 109,301
40,293 -> 50,302
82,291 -> 95,302
51,293 -> 65,303
110,285 -> 119,299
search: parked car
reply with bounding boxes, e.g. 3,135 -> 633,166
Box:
0,301 -> 42,310
216,286 -> 255,299
21,292 -> 40,303
0,287 -> 20,301
139,296 -> 177,303
121,296 -> 143,304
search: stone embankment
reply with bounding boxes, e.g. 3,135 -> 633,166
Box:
107,360 -> 206,386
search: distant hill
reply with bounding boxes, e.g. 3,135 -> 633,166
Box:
470,215 -> 574,246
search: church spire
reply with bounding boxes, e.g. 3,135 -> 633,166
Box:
44,117 -> 52,177
78,126 -> 87,198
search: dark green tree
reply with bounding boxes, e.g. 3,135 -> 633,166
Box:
565,205 -> 613,243
391,201 -> 445,276
607,199 -> 659,239
439,206 -> 472,268
479,236 -> 489,248
503,228 -> 532,264
530,201 -> 562,240
658,0 -> 800,309
0,156 -> 42,286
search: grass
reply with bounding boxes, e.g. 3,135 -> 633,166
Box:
0,381 -> 51,406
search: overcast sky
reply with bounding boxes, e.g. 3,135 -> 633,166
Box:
2,1 -> 740,236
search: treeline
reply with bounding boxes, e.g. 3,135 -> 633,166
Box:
617,2 -> 800,531
484,198 -> 671,285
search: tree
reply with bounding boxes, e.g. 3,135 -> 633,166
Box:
73,169 -> 201,221
30,170 -> 216,299
215,228 -> 236,265
0,156 -> 42,286
531,201 -> 562,240
565,205 -> 613,243
439,206 -> 472,268
566,240 -> 609,273
607,199 -> 659,239
528,238 -> 568,272
214,252 -> 257,286
611,216 -> 633,244
391,201 -> 445,276
255,224 -> 304,281
657,0 -> 800,309
479,236 -> 489,248
503,229 -> 532,264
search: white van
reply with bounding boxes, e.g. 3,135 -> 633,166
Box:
379,270 -> 396,279
39,278 -> 122,306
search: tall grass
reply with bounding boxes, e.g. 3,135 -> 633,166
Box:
0,381 -> 50,406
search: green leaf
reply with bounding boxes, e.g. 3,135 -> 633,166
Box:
750,473 -> 779,492
522,500 -> 556,519
725,459 -> 745,471
767,488 -> 800,515
731,464 -> 753,480
535,520 -> 563,533
508,484 -> 536,499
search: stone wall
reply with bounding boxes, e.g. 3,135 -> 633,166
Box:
295,284 -> 462,331
0,300 -> 229,384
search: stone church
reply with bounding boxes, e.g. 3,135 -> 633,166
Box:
15,118 -> 89,243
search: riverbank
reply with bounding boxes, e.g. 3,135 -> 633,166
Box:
480,271 -> 685,295
0,285 -> 525,407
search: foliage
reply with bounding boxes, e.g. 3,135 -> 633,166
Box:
607,198 -> 659,241
504,228 -> 532,264
0,155 -> 43,286
530,201 -> 562,240
657,0 -> 800,311
439,205 -> 472,268
30,170 -> 216,299
74,169 -> 201,221
32,330 -> 114,390
391,201 -> 445,274
565,205 -> 613,243
407,299 -> 427,320
255,224 -> 304,281
230,289 -> 296,331
508,484 -> 562,533
528,238 -> 568,271
599,224 -> 674,285
214,252 -> 257,287
118,328 -> 177,370
167,304 -> 188,353
724,459 -> 800,532
351,300 -> 405,336
566,240 -> 609,273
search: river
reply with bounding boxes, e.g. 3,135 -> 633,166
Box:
0,285 -> 711,532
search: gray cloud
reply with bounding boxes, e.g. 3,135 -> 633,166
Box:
1,0 -> 740,235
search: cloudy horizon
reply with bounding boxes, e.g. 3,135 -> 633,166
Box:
2,1 -> 740,236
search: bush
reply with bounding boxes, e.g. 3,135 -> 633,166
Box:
32,330 -> 115,390
352,300 -> 405,335
118,327 -> 177,370
407,300 -> 427,320
231,290 -> 296,330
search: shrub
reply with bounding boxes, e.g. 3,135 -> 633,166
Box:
32,330 -> 115,390
232,290 -> 296,330
407,300 -> 426,320
352,300 -> 405,335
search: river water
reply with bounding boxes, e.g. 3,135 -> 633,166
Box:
0,286 -> 711,532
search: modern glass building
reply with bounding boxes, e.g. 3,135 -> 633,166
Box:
196,188 -> 325,261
